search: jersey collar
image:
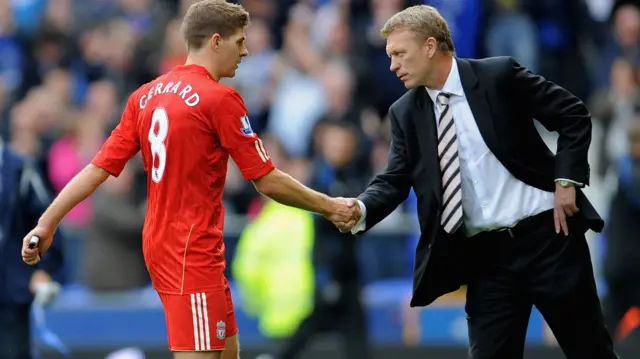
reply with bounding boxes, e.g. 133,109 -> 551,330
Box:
173,64 -> 216,81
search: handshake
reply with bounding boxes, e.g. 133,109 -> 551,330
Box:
324,197 -> 363,233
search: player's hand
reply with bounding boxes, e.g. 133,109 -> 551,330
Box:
22,226 -> 55,265
554,183 -> 579,236
326,197 -> 362,233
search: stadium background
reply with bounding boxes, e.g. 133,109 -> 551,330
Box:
2,0 -> 640,357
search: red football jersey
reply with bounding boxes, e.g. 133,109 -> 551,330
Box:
92,64 -> 275,294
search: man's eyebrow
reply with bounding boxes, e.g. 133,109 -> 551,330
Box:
387,49 -> 400,57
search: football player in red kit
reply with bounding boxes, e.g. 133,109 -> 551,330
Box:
21,1 -> 360,359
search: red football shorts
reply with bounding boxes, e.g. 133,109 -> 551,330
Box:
158,285 -> 238,351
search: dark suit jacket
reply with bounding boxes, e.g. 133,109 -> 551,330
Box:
0,143 -> 66,304
356,57 -> 604,307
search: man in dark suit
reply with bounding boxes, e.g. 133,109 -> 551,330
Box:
334,5 -> 619,359
0,136 -> 66,359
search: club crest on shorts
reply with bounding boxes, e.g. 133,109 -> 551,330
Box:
216,321 -> 226,340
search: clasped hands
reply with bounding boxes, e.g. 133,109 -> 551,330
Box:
324,197 -> 362,233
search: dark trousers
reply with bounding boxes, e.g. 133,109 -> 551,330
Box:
465,210 -> 618,359
0,303 -> 32,359
276,283 -> 371,359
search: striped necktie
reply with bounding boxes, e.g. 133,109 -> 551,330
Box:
436,92 -> 463,233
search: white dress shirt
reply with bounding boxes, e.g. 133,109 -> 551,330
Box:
354,58 -> 556,236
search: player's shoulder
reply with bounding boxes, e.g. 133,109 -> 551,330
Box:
127,80 -> 156,104
206,81 -> 242,98
203,82 -> 246,109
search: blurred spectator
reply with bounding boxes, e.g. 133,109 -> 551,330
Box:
226,17 -> 276,134
0,137 -> 65,359
429,0 -> 482,59
232,137 -> 315,340
158,18 -> 187,75
316,60 -> 360,126
84,79 -> 120,128
267,3 -> 326,158
603,116 -> 640,340
81,161 -> 148,292
0,1 -> 24,98
352,0 -> 408,117
597,2 -> 640,88
47,114 -> 103,230
272,121 -> 372,359
484,0 -> 539,72
591,58 -> 640,177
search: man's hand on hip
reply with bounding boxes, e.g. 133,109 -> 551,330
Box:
554,182 -> 579,236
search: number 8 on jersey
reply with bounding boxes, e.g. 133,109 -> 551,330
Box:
149,108 -> 169,183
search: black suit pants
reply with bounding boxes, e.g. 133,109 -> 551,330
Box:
0,303 -> 32,359
465,210 -> 618,359
276,282 -> 371,359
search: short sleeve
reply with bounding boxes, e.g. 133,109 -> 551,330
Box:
213,91 -> 275,181
91,95 -> 141,177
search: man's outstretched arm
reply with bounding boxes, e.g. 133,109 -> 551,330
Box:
214,91 -> 359,225
253,168 -> 359,224
23,92 -> 140,264
336,108 -> 412,234
22,164 -> 110,264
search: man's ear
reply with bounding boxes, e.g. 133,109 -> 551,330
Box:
425,37 -> 437,59
210,33 -> 221,50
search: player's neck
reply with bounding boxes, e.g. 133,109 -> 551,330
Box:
184,55 -> 221,82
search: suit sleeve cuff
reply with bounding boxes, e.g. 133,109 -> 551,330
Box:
351,200 -> 367,235
555,178 -> 584,187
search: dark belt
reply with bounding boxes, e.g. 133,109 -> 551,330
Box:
471,209 -> 554,240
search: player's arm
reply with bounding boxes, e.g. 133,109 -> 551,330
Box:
36,164 -> 109,233
213,91 -> 357,223
23,95 -> 141,264
253,168 -> 339,218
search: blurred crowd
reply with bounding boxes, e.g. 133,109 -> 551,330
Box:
1,0 -> 640,334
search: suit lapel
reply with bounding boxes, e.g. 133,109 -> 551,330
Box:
456,58 -> 503,159
412,87 -> 443,204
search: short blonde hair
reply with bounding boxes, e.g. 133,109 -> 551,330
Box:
181,0 -> 250,51
380,5 -> 455,54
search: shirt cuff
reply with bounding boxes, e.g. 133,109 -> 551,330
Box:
351,200 -> 367,235
554,178 -> 584,187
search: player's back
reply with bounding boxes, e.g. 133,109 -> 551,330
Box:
134,65 -> 232,294
92,63 -> 274,294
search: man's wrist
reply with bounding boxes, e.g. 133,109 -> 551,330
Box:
351,200 -> 367,234
318,194 -> 334,217
36,219 -> 57,234
555,179 -> 582,188
557,180 -> 574,188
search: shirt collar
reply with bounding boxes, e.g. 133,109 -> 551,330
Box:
172,64 -> 216,81
425,57 -> 464,103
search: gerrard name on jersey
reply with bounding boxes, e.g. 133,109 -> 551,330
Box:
139,81 -> 200,109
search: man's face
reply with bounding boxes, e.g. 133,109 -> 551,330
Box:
615,5 -> 640,48
214,28 -> 248,78
386,28 -> 434,89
